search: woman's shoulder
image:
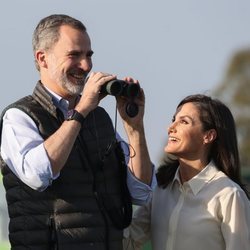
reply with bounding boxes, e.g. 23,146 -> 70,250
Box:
211,170 -> 249,201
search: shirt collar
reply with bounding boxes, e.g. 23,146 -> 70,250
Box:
172,161 -> 219,195
44,87 -> 70,118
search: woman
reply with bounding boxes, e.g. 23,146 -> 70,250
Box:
123,94 -> 250,250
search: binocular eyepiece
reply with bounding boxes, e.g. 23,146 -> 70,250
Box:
100,79 -> 140,98
101,79 -> 140,117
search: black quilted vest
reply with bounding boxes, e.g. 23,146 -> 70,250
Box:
0,82 -> 132,250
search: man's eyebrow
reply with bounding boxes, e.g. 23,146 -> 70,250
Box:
67,49 -> 94,55
87,50 -> 94,56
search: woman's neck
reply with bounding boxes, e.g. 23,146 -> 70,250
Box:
178,159 -> 209,183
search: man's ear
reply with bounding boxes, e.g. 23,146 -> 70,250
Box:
203,129 -> 217,144
36,50 -> 48,68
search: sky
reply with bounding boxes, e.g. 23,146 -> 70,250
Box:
1,0 -> 250,166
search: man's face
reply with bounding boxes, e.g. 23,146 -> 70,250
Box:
45,25 -> 93,97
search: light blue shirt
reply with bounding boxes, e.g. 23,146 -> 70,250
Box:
0,90 -> 156,205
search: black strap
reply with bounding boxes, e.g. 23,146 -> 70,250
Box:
77,123 -> 132,230
100,140 -> 132,229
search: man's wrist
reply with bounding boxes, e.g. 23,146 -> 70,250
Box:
66,109 -> 86,125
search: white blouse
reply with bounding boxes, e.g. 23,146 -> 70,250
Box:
124,162 -> 250,250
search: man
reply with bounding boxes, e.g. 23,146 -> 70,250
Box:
0,14 -> 154,250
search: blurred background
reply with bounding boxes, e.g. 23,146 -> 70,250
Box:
1,1 -> 250,249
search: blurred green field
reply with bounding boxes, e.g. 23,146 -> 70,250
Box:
143,241 -> 152,250
0,242 -> 150,250
242,167 -> 250,183
0,242 -> 10,250
0,241 -> 150,250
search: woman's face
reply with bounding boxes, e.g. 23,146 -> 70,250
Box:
165,102 -> 209,160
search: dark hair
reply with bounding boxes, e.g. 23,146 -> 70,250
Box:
32,14 -> 87,71
157,94 -> 249,197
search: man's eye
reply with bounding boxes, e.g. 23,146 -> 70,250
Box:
69,53 -> 78,57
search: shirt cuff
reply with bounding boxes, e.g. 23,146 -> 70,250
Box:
24,143 -> 59,191
127,164 -> 157,206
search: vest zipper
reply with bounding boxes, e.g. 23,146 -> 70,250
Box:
77,135 -> 110,250
49,215 -> 58,250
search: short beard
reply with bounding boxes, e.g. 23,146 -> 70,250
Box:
60,74 -> 85,96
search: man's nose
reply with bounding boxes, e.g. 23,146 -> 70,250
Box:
80,58 -> 92,72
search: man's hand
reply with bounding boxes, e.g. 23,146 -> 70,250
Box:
75,72 -> 116,116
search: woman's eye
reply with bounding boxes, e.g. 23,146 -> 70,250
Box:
180,119 -> 188,124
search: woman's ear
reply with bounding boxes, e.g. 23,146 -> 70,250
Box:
203,129 -> 217,144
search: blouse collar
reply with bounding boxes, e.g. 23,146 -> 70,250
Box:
172,161 -> 220,195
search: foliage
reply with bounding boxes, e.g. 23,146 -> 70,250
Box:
213,49 -> 250,167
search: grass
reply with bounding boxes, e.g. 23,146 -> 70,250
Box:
0,241 -> 150,250
0,242 -> 10,250
143,241 -> 152,250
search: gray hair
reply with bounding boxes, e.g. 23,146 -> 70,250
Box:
32,14 -> 87,71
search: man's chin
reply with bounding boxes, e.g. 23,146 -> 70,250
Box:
68,87 -> 83,96
62,81 -> 83,96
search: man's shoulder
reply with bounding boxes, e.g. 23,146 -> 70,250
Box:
12,95 -> 34,106
1,95 -> 33,117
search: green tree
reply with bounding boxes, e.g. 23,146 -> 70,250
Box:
213,49 -> 250,168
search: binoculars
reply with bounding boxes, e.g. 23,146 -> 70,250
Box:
101,79 -> 140,117
100,79 -> 140,98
